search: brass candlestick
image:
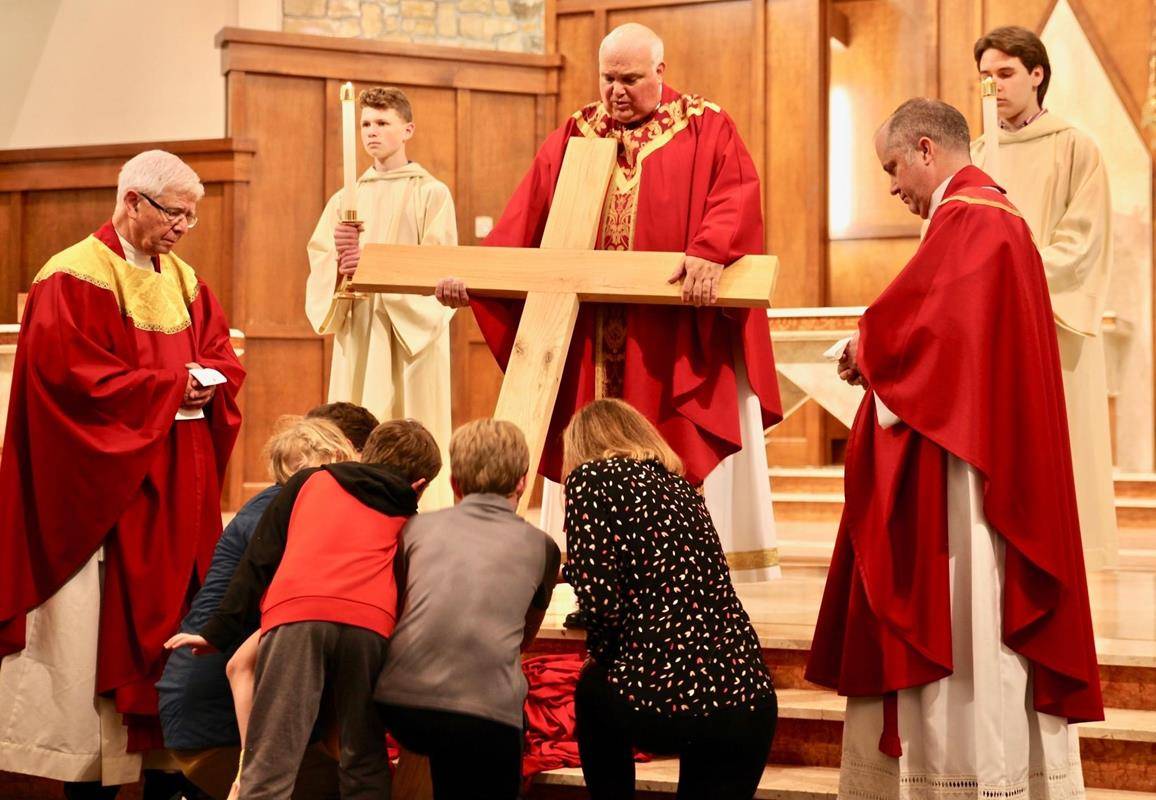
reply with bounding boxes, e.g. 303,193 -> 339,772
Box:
334,208 -> 366,301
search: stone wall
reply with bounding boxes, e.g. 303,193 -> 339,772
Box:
283,0 -> 544,53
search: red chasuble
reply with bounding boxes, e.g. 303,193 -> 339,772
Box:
806,168 -> 1103,752
0,222 -> 244,748
472,84 -> 781,484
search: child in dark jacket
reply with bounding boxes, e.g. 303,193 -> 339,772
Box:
167,418 -> 440,800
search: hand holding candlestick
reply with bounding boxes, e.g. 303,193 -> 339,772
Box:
335,81 -> 365,301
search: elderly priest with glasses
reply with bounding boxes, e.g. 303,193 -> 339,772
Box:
0,150 -> 244,798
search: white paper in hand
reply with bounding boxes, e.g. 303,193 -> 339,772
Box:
824,337 -> 853,362
189,367 -> 227,388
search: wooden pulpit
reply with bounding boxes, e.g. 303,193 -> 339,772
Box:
352,137 -> 780,516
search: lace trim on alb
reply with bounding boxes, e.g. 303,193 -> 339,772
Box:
837,752 -> 1085,800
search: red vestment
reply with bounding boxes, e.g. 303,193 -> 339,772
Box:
806,168 -> 1103,753
0,222 -> 244,748
472,85 -> 781,484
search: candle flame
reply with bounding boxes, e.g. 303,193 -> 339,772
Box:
980,76 -> 997,98
340,81 -> 355,102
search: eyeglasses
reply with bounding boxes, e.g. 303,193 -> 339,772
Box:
139,192 -> 199,229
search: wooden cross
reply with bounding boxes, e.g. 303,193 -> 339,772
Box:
351,138 -> 779,513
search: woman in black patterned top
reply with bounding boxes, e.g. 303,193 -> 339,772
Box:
563,399 -> 777,800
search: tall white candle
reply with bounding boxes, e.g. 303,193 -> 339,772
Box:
340,81 -> 358,221
980,76 -> 1001,183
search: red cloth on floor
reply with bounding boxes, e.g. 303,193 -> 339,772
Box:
521,653 -> 650,779
522,654 -> 584,777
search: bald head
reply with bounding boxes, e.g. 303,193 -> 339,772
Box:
598,23 -> 666,124
599,23 -> 664,68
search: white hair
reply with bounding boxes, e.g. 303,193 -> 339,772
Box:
599,23 -> 664,68
116,150 -> 204,206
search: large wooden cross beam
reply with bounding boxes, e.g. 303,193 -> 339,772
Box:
351,138 -> 779,512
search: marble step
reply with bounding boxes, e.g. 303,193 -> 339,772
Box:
769,468 -> 1156,530
770,490 -> 1156,533
530,760 -> 1153,799
775,520 -> 1156,571
765,690 -> 1156,792
774,689 -> 1156,743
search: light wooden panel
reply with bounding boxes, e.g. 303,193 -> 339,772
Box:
234,73 -> 326,336
467,91 -> 542,236
240,338 -> 327,481
450,312 -> 506,427
0,195 -> 20,319
828,237 -> 919,306
19,190 -> 111,291
982,0 -> 1055,33
217,28 -> 562,95
767,0 -> 830,310
557,12 -> 600,124
828,0 -> 936,242
939,0 -> 985,131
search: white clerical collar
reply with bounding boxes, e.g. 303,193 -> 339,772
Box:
927,174 -> 955,221
115,230 -> 155,271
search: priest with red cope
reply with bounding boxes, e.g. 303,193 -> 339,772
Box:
807,99 -> 1101,798
0,150 -> 244,796
435,23 -> 782,581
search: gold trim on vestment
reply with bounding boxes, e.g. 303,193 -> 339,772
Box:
940,194 -> 1025,219
33,236 -> 201,335
573,94 -> 720,252
725,547 -> 781,571
575,94 -> 721,396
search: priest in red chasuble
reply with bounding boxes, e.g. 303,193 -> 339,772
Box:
806,99 -> 1101,799
436,23 -> 782,581
0,151 -> 244,794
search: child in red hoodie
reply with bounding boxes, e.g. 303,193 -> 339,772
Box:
169,418 -> 440,800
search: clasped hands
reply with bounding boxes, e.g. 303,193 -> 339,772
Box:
433,254 -> 725,308
334,220 -> 363,278
837,333 -> 868,387
182,361 -> 216,411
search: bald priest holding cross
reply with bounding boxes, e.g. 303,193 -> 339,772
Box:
355,23 -> 783,581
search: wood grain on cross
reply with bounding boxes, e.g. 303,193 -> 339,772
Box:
351,137 -> 779,513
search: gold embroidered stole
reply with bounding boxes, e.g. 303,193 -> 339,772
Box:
573,93 -> 720,398
33,236 -> 201,334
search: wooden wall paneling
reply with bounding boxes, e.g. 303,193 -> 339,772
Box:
939,0 -> 985,132
983,0 -> 1058,35
827,0 -> 937,256
240,337 -> 328,491
233,73 -> 327,336
217,29 -> 562,96
450,90 -> 542,427
1063,0 -> 1147,126
468,92 -> 543,231
0,194 -> 23,323
765,0 -> 831,465
405,87 -> 459,198
556,12 -> 601,125
827,236 -> 920,306
20,190 -> 115,287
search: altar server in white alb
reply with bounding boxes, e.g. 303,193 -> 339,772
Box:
971,25 -> 1117,569
307,86 -> 457,510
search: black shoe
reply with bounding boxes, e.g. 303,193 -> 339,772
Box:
563,610 -> 589,629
